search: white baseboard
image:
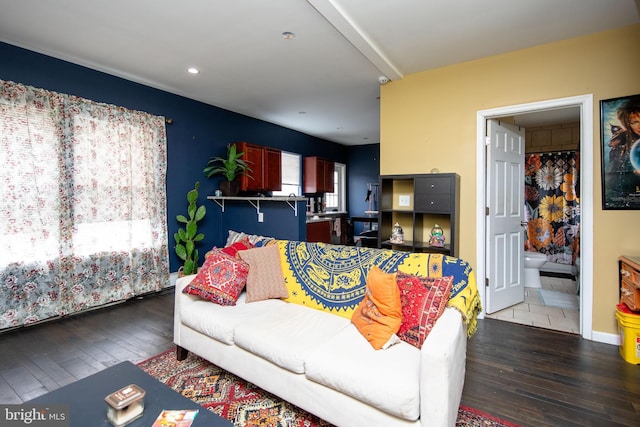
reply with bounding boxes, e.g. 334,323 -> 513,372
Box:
592,330 -> 619,346
168,271 -> 179,289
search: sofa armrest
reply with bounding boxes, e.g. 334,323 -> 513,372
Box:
173,274 -> 197,347
419,307 -> 467,427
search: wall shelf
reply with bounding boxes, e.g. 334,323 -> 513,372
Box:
208,196 -> 308,216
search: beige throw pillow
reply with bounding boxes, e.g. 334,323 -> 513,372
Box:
238,245 -> 289,303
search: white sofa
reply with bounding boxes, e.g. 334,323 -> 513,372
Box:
174,250 -> 476,426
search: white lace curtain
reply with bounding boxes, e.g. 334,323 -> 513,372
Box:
0,79 -> 169,330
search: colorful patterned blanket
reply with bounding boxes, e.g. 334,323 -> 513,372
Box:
277,241 -> 481,336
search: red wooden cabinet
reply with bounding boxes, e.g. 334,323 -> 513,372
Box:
237,142 -> 264,192
264,147 -> 282,191
323,159 -> 334,193
303,156 -> 334,194
236,142 -> 281,192
306,220 -> 332,243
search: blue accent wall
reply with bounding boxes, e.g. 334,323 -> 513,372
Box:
0,42 -> 348,271
347,144 -> 380,236
209,200 -> 307,245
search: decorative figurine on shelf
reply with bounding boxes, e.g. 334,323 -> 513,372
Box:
429,224 -> 445,247
390,222 -> 404,244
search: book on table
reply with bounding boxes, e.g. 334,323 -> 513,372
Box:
151,409 -> 199,427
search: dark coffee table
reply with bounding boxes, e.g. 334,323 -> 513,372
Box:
27,361 -> 232,427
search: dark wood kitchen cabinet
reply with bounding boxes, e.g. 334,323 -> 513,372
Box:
306,219 -> 332,244
264,147 -> 282,191
237,142 -> 281,192
303,156 -> 334,194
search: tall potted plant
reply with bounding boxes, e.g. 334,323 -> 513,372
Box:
174,181 -> 206,276
203,143 -> 252,196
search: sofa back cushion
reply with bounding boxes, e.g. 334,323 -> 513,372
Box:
279,241 -> 415,319
276,239 -> 480,335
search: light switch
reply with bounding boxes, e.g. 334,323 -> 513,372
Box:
399,194 -> 411,207
258,212 -> 264,222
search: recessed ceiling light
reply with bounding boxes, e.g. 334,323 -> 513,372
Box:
187,67 -> 199,74
282,32 -> 295,40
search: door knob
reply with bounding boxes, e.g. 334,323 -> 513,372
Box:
520,221 -> 528,227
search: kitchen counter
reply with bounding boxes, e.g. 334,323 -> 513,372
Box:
306,216 -> 333,223
305,211 -> 347,220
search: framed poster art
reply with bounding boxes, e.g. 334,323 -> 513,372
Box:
600,94 -> 640,209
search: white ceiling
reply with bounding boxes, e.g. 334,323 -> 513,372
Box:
0,0 -> 638,146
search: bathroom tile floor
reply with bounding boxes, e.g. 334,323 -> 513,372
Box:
484,275 -> 580,334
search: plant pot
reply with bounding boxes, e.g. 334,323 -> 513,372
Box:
219,180 -> 240,196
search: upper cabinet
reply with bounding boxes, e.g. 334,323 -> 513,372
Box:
303,156 -> 334,194
264,147 -> 282,191
237,142 -> 281,192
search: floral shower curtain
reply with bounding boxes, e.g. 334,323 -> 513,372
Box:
524,151 -> 580,265
0,80 -> 169,330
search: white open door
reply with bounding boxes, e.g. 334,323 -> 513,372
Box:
486,120 -> 525,314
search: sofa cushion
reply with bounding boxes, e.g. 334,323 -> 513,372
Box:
351,266 -> 402,350
238,245 -> 289,303
396,272 -> 453,349
180,293 -> 287,345
182,249 -> 249,305
233,302 -> 350,374
305,324 -> 421,421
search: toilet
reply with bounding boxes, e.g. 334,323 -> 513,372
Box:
524,251 -> 547,288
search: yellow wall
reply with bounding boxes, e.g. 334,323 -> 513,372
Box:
380,24 -> 640,335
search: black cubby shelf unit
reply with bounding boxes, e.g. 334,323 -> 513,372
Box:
378,173 -> 460,257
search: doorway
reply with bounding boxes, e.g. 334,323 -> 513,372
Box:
487,126 -> 580,333
476,95 -> 594,340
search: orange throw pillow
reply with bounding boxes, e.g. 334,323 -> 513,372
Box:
351,266 -> 402,350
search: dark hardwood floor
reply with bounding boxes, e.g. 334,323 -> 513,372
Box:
0,289 -> 175,404
464,318 -> 640,426
1,289 -> 639,426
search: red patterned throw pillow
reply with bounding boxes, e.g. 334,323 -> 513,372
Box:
182,249 -> 249,305
396,272 -> 453,349
220,238 -> 254,258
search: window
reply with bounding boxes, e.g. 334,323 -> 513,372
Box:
0,79 -> 169,330
325,162 -> 346,211
272,151 -> 301,196
0,103 -> 60,264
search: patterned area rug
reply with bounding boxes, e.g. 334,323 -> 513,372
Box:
138,349 -> 520,427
